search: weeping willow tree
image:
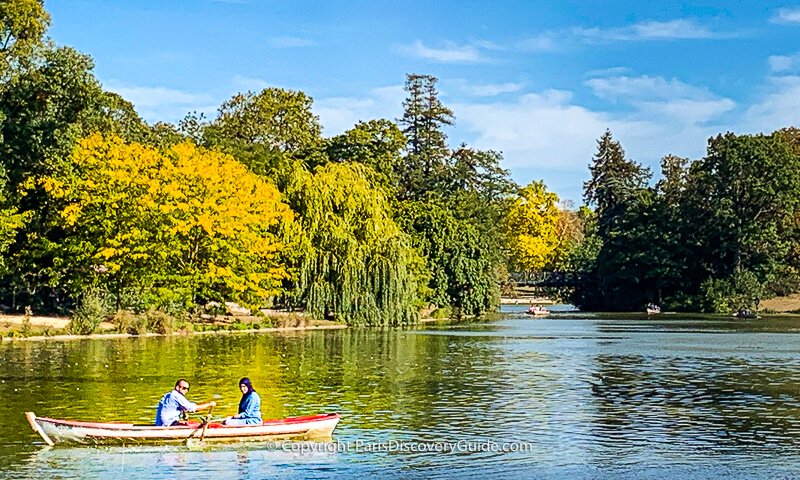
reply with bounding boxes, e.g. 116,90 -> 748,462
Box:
285,161 -> 426,325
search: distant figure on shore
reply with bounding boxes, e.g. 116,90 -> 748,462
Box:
155,379 -> 216,426
223,377 -> 262,426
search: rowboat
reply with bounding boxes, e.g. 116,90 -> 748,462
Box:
526,305 -> 550,316
25,411 -> 340,445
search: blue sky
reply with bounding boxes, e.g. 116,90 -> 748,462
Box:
47,1 -> 800,202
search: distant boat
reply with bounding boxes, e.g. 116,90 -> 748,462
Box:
732,309 -> 759,319
646,304 -> 661,315
526,305 -> 550,316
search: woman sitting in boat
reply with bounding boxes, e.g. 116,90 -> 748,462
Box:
155,378 -> 216,426
223,377 -> 262,426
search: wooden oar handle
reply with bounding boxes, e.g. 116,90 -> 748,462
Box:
199,406 -> 214,441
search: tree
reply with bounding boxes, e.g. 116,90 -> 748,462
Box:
583,130 -> 651,234
397,74 -> 454,199
204,88 -> 324,181
326,119 -> 406,190
0,0 -> 50,78
0,45 -> 150,310
284,162 -> 424,325
687,132 -> 800,282
398,201 -> 498,317
43,134 -> 295,311
504,181 -> 561,271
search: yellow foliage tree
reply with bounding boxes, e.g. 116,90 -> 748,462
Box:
43,134 -> 295,310
505,180 -> 561,271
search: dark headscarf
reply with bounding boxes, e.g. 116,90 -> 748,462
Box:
238,377 -> 255,414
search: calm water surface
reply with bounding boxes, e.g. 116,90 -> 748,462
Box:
2,306 -> 800,479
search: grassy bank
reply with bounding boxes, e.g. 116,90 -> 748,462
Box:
0,312 -> 344,342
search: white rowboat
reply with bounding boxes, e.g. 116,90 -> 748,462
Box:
25,411 -> 340,445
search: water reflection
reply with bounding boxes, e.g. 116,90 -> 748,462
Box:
2,315 -> 800,478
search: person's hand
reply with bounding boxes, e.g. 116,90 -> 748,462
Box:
210,401 -> 217,407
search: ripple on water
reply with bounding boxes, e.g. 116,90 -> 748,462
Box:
3,317 -> 800,478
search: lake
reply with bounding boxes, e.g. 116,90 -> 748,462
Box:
2,306 -> 800,479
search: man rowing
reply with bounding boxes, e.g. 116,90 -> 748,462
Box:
155,379 -> 216,426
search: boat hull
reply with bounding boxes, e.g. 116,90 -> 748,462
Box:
25,411 -> 340,445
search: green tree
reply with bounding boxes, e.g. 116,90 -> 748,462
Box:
204,88 -> 324,181
285,162 -> 423,325
397,73 -> 454,199
687,132 -> 800,285
326,119 -> 405,190
398,201 -> 498,316
584,130 -> 651,234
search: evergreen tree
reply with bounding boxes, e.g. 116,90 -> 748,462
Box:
397,73 -> 453,199
583,130 -> 650,234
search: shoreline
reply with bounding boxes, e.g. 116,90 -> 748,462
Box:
1,323 -> 348,343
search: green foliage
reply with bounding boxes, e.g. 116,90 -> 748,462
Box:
583,130 -> 651,234
285,162 -> 423,325
69,288 -> 110,335
397,73 -> 454,200
398,201 -> 498,317
204,88 -> 324,182
571,130 -> 800,312
0,0 -> 50,78
326,119 -> 405,190
0,42 -> 150,311
688,132 -> 800,280
699,270 -> 764,313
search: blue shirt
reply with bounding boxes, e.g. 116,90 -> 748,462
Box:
155,390 -> 198,426
235,391 -> 262,422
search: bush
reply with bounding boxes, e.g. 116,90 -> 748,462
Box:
112,310 -> 144,334
699,270 -> 764,313
69,289 -> 111,335
110,309 -> 177,335
143,309 -> 177,334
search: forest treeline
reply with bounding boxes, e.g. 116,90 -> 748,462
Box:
0,2 -> 798,331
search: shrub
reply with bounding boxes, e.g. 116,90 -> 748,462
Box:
699,270 -> 764,313
69,289 -> 111,335
143,309 -> 177,335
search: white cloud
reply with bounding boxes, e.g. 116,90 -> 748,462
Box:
398,40 -> 486,63
742,75 -> 800,132
267,36 -> 314,48
104,83 -> 217,123
585,75 -> 735,124
771,7 -> 800,24
452,76 -> 739,200
314,85 -> 406,136
451,80 -> 524,97
516,34 -> 561,52
585,66 -> 633,77
231,75 -> 270,92
575,19 -> 730,42
768,53 -> 800,72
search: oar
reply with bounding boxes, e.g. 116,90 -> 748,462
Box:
185,407 -> 215,445
199,406 -> 214,441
